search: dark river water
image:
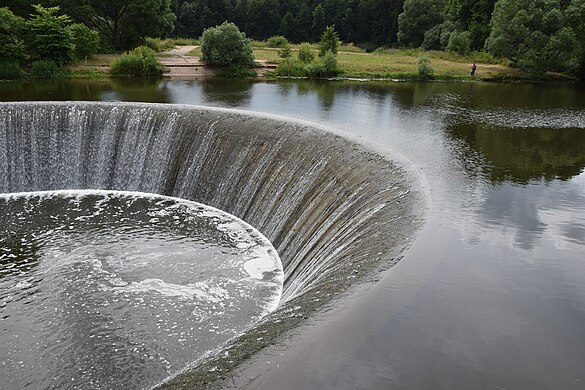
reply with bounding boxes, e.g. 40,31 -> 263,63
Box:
2,78 -> 585,389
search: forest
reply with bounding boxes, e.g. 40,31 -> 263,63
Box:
1,0 -> 584,77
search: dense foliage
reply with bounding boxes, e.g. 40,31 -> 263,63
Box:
200,22 -> 254,67
0,4 -> 106,80
1,0 -> 585,78
58,0 -> 176,50
110,46 -> 165,76
485,0 -> 582,74
169,0 -> 406,47
27,5 -> 75,65
0,7 -> 26,62
319,25 -> 341,56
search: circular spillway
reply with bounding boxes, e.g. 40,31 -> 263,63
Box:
0,102 -> 424,388
0,190 -> 282,389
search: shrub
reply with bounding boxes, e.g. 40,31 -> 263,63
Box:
31,60 -> 63,78
218,64 -> 257,78
278,43 -> 292,59
319,25 -> 341,56
275,58 -> 307,77
322,51 -> 339,75
417,54 -> 435,79
110,46 -> 165,77
0,60 -> 26,79
266,35 -> 289,48
200,22 -> 254,67
447,31 -> 471,56
306,51 -> 340,78
297,43 -> 315,63
70,23 -> 100,60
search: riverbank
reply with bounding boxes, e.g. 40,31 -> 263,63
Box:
65,44 -> 571,82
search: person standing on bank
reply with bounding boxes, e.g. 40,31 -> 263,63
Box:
471,63 -> 477,76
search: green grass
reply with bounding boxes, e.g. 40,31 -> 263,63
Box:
185,43 -> 526,80
249,46 -> 526,80
168,38 -> 200,46
59,37 -> 558,81
186,47 -> 201,57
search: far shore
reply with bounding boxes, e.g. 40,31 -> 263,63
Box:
64,44 -> 574,83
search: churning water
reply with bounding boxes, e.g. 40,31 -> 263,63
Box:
0,190 -> 282,389
0,102 -> 421,388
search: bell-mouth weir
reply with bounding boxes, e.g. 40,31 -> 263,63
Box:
0,102 -> 423,388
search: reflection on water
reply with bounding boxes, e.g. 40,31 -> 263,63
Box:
2,78 -> 585,389
448,125 -> 585,184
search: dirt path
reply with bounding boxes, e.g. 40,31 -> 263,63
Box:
70,45 -> 274,78
156,45 -> 214,77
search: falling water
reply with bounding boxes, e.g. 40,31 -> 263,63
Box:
0,102 -> 423,388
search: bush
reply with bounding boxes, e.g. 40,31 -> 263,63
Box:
447,31 -> 471,56
31,60 -> 63,78
0,60 -> 26,79
110,46 -> 165,77
306,51 -> 340,78
297,43 -> 315,63
201,22 -> 254,67
417,54 -> 434,79
278,43 -> 292,59
70,23 -> 100,60
319,25 -> 341,56
266,35 -> 289,48
275,58 -> 308,77
275,52 -> 340,79
218,64 -> 257,78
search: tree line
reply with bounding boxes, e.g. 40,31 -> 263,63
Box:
1,0 -> 584,77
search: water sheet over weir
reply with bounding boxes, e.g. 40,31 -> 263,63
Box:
0,102 -> 424,387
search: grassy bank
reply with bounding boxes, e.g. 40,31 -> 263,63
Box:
35,41 -> 575,82
186,43 -> 569,81
248,46 -> 542,81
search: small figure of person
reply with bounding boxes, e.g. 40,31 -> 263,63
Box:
471,63 -> 477,76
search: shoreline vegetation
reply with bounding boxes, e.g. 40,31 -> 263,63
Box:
2,1 -> 583,84
65,42 -> 574,83
4,38 -> 577,83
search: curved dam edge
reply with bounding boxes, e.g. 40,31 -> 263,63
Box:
0,101 -> 428,388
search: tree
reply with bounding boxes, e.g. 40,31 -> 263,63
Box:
445,0 -> 496,50
319,25 -> 341,56
422,20 -> 455,50
70,23 -> 100,59
355,0 -> 405,46
0,7 -> 26,62
244,0 -> 281,39
312,4 -> 326,39
56,0 -> 176,50
200,22 -> 254,66
564,0 -> 585,78
485,0 -> 581,74
397,0 -> 446,47
27,5 -> 75,65
447,30 -> 471,55
0,0 -> 34,17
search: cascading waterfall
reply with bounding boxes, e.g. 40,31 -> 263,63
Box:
0,102 -> 423,388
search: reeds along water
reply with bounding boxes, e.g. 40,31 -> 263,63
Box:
0,102 -> 422,304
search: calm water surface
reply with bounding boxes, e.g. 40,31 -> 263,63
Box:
2,79 -> 585,389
